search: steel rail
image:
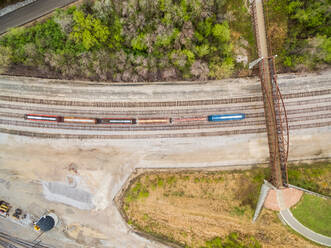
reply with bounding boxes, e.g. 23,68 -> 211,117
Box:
272,57 -> 290,184
259,58 -> 281,186
0,121 -> 329,139
1,105 -> 330,120
0,90 -> 329,108
0,232 -> 51,248
0,97 -> 329,117
0,110 -> 329,132
1,114 -> 329,132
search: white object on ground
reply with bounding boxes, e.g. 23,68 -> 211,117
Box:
42,181 -> 94,210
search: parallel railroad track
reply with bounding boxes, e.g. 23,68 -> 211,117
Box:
0,114 -> 330,132
0,97 -> 330,117
0,232 -> 51,248
0,89 -> 329,138
0,114 -> 331,131
0,105 -> 330,121
0,89 -> 329,108
0,121 -> 330,139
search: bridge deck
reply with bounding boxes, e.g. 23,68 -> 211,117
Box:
251,0 -> 286,187
254,0 -> 269,58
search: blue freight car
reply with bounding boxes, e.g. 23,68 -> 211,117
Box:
208,114 -> 245,122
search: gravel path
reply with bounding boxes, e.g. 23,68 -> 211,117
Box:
278,190 -> 331,247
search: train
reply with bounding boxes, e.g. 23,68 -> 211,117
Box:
24,113 -> 245,125
208,113 -> 245,121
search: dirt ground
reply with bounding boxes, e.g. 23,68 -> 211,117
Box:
0,126 -> 329,247
124,171 -> 322,248
0,135 -> 160,248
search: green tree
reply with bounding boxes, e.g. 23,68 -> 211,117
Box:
71,10 -> 110,50
131,33 -> 148,52
318,35 -> 331,63
0,46 -> 12,73
212,22 -> 230,43
279,0 -> 331,70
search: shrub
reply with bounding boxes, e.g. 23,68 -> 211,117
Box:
288,162 -> 331,197
0,0 -> 251,81
131,33 -> 148,52
54,9 -> 74,34
212,22 -> 230,43
0,46 -> 12,73
202,232 -> 261,248
267,0 -> 330,71
125,181 -> 150,203
209,57 -> 234,79
317,35 -> 331,64
71,10 -> 110,50
0,20 -> 66,64
155,28 -> 180,49
194,44 -> 210,58
191,60 -> 209,80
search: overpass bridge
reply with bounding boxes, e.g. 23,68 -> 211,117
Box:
251,0 -> 289,188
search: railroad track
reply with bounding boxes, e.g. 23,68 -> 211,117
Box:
0,239 -> 18,248
0,111 -> 330,132
0,102 -> 265,117
1,121 -> 330,139
0,89 -> 329,138
0,104 -> 329,122
0,89 -> 329,108
0,232 -> 51,248
1,114 -> 330,133
0,97 -> 330,117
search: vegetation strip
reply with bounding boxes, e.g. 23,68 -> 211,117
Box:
265,0 -> 331,72
0,0 -> 330,81
0,0 -> 255,81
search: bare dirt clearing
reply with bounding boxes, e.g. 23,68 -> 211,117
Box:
0,128 -> 329,247
123,169 -> 327,248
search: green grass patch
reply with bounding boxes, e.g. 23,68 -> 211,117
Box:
201,232 -> 261,248
230,206 -> 246,216
291,194 -> 331,237
124,181 -> 149,203
288,162 -> 331,197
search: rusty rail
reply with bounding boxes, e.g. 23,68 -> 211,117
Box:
251,0 -> 291,187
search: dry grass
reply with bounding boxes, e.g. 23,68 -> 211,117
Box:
124,170 -> 320,248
